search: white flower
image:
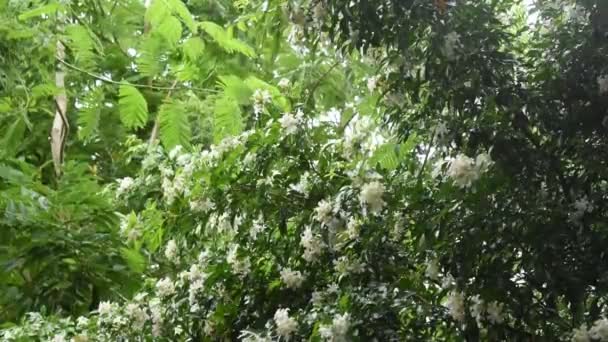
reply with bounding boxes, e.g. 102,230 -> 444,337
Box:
469,295 -> 485,324
280,268 -> 305,289
169,145 -> 183,159
366,76 -> 379,92
443,31 -> 461,60
346,217 -> 360,240
164,239 -> 179,263
116,177 -> 135,196
447,154 -> 478,188
51,334 -> 67,342
425,258 -> 440,280
486,301 -> 505,324
156,277 -> 176,298
290,172 -> 311,197
444,291 -> 466,322
589,318 -> 608,341
359,181 -> 386,214
252,89 -> 272,115
127,228 -> 141,242
76,316 -> 89,328
315,199 -> 334,225
572,324 -> 590,342
278,78 -> 290,88
274,308 -> 298,337
319,313 -> 351,341
125,303 -> 149,330
97,301 -> 114,316
301,226 -> 324,262
598,75 -> 608,94
279,112 -> 300,135
475,152 -> 493,173
332,313 -> 350,336
189,198 -> 215,213
441,273 -> 455,290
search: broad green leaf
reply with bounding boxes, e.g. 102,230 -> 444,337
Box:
118,83 -> 148,129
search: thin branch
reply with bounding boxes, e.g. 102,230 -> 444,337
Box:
57,58 -> 218,93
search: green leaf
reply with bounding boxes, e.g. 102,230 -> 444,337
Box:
137,36 -> 164,77
18,3 -> 61,20
145,0 -> 169,27
213,95 -> 243,143
118,83 -> 148,129
157,15 -> 182,46
120,247 -> 146,274
370,143 -> 399,170
183,37 -> 205,61
166,0 -> 197,33
65,25 -> 97,69
218,75 -> 252,105
159,101 -> 191,149
199,21 -> 255,57
77,87 -> 104,141
1,118 -> 25,158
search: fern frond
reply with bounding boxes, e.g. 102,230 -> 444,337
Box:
145,0 -> 169,27
166,0 -> 197,33
118,83 -> 148,129
157,15 -> 182,46
77,86 -> 105,141
159,101 -> 191,149
213,95 -> 243,143
136,35 -> 164,77
199,21 -> 255,57
370,143 -> 399,170
65,24 -> 97,69
183,37 -> 205,61
218,75 -> 252,105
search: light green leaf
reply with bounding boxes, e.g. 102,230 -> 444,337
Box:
218,75 -> 252,105
137,35 -> 164,77
166,0 -> 197,33
120,247 -> 146,274
1,118 -> 25,158
118,83 -> 148,129
18,3 -> 61,20
183,37 -> 205,61
157,15 -> 182,46
145,0 -> 169,27
77,87 -> 104,141
199,21 -> 255,57
159,101 -> 191,149
213,95 -> 243,143
66,25 -> 97,69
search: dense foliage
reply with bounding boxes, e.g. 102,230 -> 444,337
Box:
1,0 -> 608,341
